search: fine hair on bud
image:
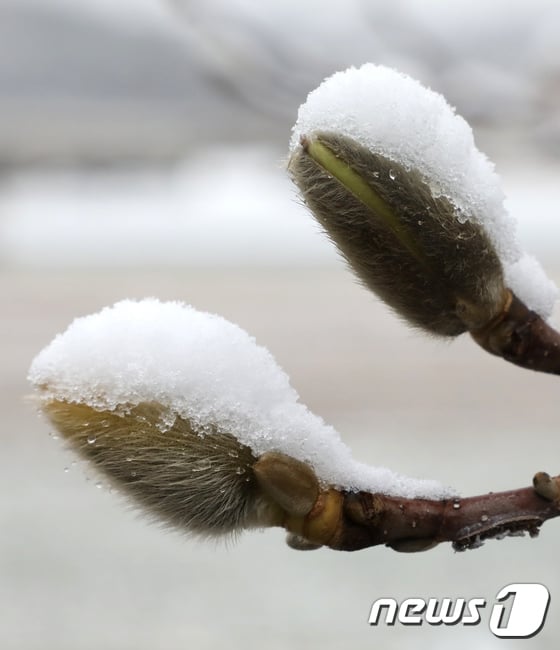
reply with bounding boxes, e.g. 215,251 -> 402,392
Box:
42,400 -> 282,538
289,132 -> 508,336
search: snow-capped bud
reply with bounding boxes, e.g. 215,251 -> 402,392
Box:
290,132 -> 506,335
29,299 -> 452,540
289,64 -> 558,338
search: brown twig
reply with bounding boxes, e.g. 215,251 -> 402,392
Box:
280,471 -> 560,553
471,290 -> 560,375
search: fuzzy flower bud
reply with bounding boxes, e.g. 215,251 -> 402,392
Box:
288,64 -> 557,337
290,132 -> 506,335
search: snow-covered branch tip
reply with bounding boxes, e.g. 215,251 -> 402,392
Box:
289,64 -> 560,374
28,300 -> 560,553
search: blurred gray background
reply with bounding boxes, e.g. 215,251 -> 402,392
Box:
1,0 -> 560,167
2,1 -> 560,649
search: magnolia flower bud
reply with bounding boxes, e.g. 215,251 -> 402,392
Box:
30,299 -> 452,542
289,132 -> 507,336
41,399 -> 326,539
288,64 -> 557,345
42,399 -> 280,534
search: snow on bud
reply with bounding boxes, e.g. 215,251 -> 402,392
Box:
29,299 -> 454,539
289,64 -> 557,336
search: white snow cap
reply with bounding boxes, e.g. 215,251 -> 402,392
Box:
29,298 -> 453,499
291,63 -> 557,318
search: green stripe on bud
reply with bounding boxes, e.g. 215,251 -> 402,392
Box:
303,136 -> 426,268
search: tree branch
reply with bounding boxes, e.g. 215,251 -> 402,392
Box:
280,471 -> 560,553
471,290 -> 560,376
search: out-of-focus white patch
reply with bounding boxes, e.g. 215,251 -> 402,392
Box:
28,298 -> 455,499
291,63 -> 558,317
0,147 -> 332,269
